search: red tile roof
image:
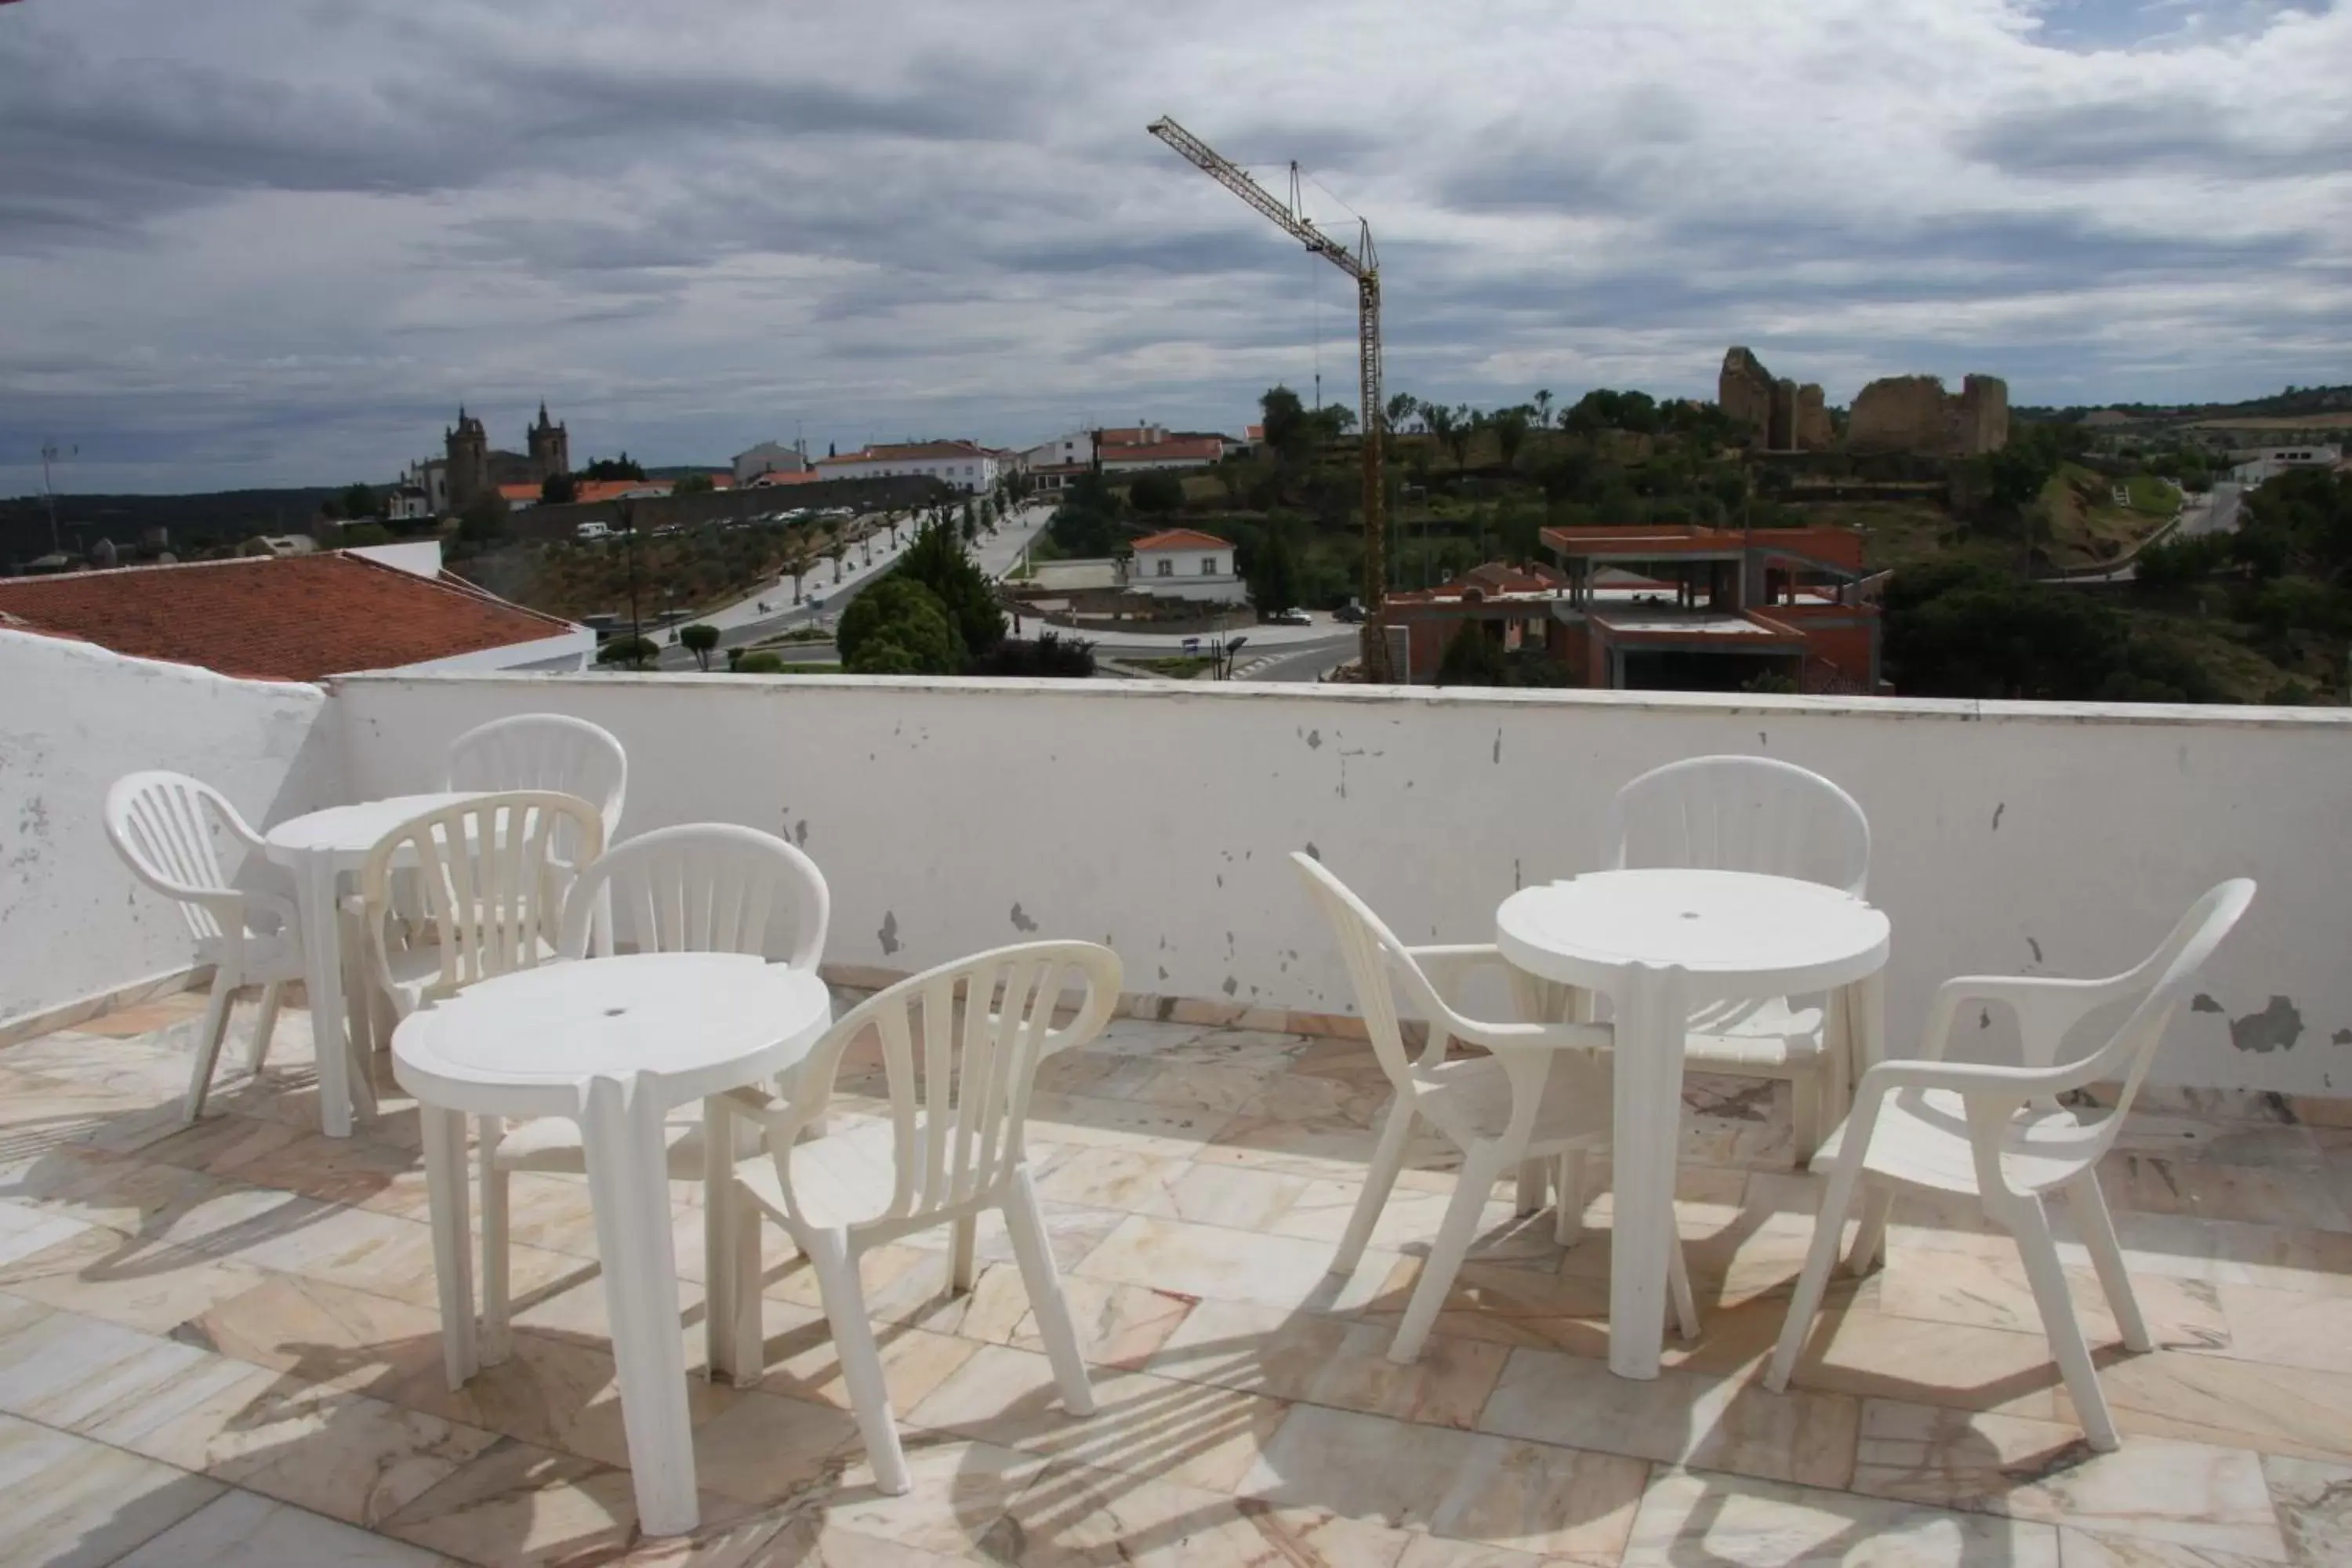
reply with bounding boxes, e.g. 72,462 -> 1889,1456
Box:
1131,528 -> 1234,552
0,554 -> 579,683
497,484 -> 543,503
573,479 -> 673,505
817,440 -> 989,464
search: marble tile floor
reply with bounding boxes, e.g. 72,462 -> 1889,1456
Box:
2,990 -> 2350,1565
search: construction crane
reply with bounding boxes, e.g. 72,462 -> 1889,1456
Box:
1147,116 -> 1392,681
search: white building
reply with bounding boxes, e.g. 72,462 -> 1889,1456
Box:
815,440 -> 1001,494
733,440 -> 811,485
1125,528 -> 1246,604
2232,445 -> 2343,488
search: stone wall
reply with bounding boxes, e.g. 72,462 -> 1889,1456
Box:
1719,347 -> 1830,451
1719,348 -> 1776,445
1849,374 -> 2009,456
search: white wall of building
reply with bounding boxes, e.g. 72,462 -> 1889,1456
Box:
0,630 -> 339,1033
383,626 -> 594,676
345,541 -> 445,579
818,449 -> 1002,493
329,673 -> 2352,1098
1022,434 -> 1092,469
1132,543 -> 1244,603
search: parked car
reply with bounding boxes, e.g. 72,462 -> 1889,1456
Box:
575,521 -> 612,541
1272,607 -> 1314,626
1332,601 -> 1365,622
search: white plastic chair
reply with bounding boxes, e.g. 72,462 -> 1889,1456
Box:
1766,880 -> 2255,1451
445,713 -> 627,847
713,941 -> 1122,1494
1606,754 -> 1871,1163
474,824 -> 830,1359
1293,852 -> 1697,1365
355,791 -> 605,1020
104,771 -> 306,1121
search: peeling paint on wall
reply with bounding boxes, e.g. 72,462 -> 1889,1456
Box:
1009,902 -> 1038,933
1305,729 -> 1322,750
2227,996 -> 2303,1054
2191,994 -> 2224,1014
2026,937 -> 2042,964
1492,731 -> 1502,764
2334,1029 -> 2352,1046
1991,803 -> 2004,831
877,909 -> 900,956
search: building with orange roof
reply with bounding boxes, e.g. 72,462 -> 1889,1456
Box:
0,546 -> 593,681
1127,528 -> 1244,604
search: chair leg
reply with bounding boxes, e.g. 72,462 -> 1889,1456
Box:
1333,1098 -> 1415,1275
183,975 -> 238,1123
949,1214 -> 980,1294
2007,1194 -> 2118,1451
1845,1186 -> 1893,1276
805,1229 -> 909,1494
2068,1171 -> 2152,1354
1790,1073 -> 1822,1169
1766,1162 -> 1868,1392
1668,1232 -> 1700,1341
1515,1158 -> 1548,1218
1553,1149 -> 1585,1246
478,1117 -> 511,1364
1003,1168 -> 1094,1417
1390,1141 -> 1505,1365
248,982 -> 282,1077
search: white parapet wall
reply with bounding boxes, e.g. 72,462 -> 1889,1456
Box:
331,673 -> 2352,1098
0,630 -> 340,1032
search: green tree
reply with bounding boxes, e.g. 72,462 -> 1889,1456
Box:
596,635 -> 660,670
673,473 -> 715,495
1494,407 -> 1532,470
339,482 -> 379,521
338,521 -> 392,547
678,622 -> 720,670
582,454 -> 647,481
458,490 -> 512,546
1260,385 -> 1312,463
1421,402 -> 1460,473
1434,619 -> 1508,686
540,472 -> 577,505
1385,392 -> 1418,433
1532,388 -> 1553,428
837,577 -> 963,674
896,519 -> 1006,653
1048,470 -> 1124,557
1128,470 -> 1185,514
1248,521 -> 1301,614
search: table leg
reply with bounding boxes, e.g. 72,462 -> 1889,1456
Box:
419,1104 -> 477,1389
1609,962 -> 1689,1381
704,1094 -> 741,1384
1853,969 -> 1886,1077
300,851 -> 354,1138
582,1076 -> 699,1537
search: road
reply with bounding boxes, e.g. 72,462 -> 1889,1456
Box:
1091,623 -> 1358,684
651,503 -> 1055,670
2046,480 -> 2238,586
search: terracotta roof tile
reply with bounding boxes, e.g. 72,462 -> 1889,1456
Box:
1131,528 -> 1234,552
0,553 -> 578,683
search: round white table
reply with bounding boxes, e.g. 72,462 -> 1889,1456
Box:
264,792 -> 483,1137
1497,868 -> 1889,1380
392,951 -> 832,1538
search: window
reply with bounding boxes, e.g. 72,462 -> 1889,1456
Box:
1156,558 -> 1174,578
1201,557 -> 1220,575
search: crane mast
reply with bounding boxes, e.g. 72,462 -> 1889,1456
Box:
1147,116 -> 1392,682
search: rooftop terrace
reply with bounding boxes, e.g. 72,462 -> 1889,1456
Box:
5,989 -> 2350,1565
6,627 -> 2352,1563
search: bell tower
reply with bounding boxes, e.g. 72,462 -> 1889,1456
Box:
445,407 -> 490,506
528,402 -> 571,483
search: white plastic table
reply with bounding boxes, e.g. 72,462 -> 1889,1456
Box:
264,792 -> 482,1138
1496,868 -> 1889,1380
391,950 -> 832,1537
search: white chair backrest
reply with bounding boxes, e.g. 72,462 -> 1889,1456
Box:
558,823 -> 829,966
2056,879 -> 2256,1157
104,771 -> 255,944
778,942 -> 1122,1229
1606,755 -> 1870,896
1291,852 -> 1459,1096
446,714 -> 627,842
360,791 -> 605,1011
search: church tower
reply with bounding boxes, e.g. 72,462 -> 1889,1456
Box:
528,402 -> 571,484
445,407 -> 491,507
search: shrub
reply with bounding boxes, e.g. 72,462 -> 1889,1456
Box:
966,631 -> 1096,678
733,651 -> 786,673
596,635 -> 659,669
835,577 -> 962,674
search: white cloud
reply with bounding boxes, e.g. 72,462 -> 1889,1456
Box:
1,0 -> 2346,492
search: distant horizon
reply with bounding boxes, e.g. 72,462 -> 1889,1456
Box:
6,1 -> 2347,496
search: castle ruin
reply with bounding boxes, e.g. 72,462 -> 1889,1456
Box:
1718,348 -> 1833,452
1846,373 -> 2008,458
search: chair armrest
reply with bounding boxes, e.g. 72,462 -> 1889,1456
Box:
1403,944 -> 1513,990
1920,972 -> 2132,1069
244,890 -> 299,939
1447,1017 -> 1614,1056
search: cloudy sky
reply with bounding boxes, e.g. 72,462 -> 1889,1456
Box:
2,0 -> 2346,493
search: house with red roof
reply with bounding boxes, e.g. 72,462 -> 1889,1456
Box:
1126,528 -> 1245,604
0,545 -> 594,682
